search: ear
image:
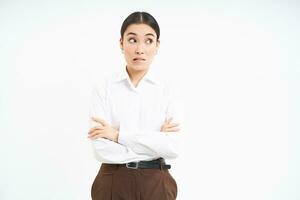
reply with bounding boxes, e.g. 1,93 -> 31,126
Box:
156,39 -> 160,47
119,38 -> 123,50
155,40 -> 160,53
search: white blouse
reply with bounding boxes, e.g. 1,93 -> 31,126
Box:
89,67 -> 185,164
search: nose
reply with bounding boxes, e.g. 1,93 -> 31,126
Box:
135,43 -> 144,55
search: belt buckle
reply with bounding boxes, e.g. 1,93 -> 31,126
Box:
126,162 -> 139,169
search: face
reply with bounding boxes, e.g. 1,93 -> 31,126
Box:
120,23 -> 160,72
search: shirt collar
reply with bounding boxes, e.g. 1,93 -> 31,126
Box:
114,66 -> 159,85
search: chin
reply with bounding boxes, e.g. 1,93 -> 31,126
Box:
130,64 -> 149,71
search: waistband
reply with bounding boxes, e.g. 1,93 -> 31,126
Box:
104,158 -> 171,170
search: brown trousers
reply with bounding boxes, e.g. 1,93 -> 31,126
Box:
91,163 -> 177,200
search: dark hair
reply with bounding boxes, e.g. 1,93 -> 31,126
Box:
120,11 -> 160,41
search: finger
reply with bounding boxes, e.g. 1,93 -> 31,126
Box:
89,134 -> 104,140
91,117 -> 108,126
88,130 -> 103,138
88,126 -> 104,134
161,127 -> 179,133
165,123 -> 180,129
92,117 -> 107,126
88,128 -> 99,135
161,123 -> 178,132
166,127 -> 181,132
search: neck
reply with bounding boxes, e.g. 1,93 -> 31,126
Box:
126,66 -> 149,87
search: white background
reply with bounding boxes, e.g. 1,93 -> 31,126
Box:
0,0 -> 299,199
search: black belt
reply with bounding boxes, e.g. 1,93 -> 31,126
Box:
118,158 -> 171,170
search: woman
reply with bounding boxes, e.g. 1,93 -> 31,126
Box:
88,11 -> 184,200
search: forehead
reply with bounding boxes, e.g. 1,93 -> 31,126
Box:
124,24 -> 156,38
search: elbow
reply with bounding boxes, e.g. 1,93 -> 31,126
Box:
161,134 -> 180,159
91,139 -> 114,163
161,146 -> 179,159
92,145 -> 110,163
161,151 -> 179,159
165,152 -> 179,159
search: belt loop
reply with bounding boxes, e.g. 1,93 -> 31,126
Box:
159,161 -> 163,170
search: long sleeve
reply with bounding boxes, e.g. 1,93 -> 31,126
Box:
118,81 -> 185,159
89,82 -> 152,163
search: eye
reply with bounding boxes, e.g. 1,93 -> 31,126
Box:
128,38 -> 136,43
146,39 -> 153,44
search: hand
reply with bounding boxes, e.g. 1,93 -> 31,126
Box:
160,117 -> 180,133
88,117 -> 119,142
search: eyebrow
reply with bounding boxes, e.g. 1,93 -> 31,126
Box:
126,32 -> 156,37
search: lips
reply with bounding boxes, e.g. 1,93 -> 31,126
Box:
133,57 -> 146,61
